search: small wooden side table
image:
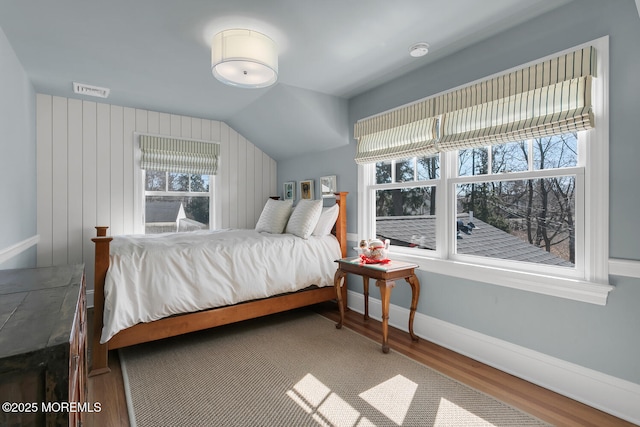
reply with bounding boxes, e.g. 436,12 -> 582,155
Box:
333,258 -> 420,353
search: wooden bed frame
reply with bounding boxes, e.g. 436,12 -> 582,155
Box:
89,192 -> 348,376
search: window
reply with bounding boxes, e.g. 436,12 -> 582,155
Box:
374,156 -> 439,250
357,38 -> 611,304
135,134 -> 220,235
372,133 -> 580,267
144,170 -> 212,234
454,134 -> 578,267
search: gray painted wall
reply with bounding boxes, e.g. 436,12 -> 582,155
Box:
278,0 -> 640,384
277,143 -> 358,223
0,26 -> 36,269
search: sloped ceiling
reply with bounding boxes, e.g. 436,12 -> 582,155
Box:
0,0 -> 571,160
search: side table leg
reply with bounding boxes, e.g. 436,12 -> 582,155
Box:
334,269 -> 347,329
376,279 -> 394,353
363,276 -> 370,320
405,274 -> 421,342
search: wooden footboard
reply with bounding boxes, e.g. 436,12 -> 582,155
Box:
90,192 -> 348,376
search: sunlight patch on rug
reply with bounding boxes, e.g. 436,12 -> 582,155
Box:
288,373 -> 370,427
290,373 -> 331,408
435,397 -> 498,426
359,375 -> 417,425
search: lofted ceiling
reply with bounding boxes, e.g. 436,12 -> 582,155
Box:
0,0 -> 571,161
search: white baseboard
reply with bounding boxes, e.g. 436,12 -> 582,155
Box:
347,290 -> 640,425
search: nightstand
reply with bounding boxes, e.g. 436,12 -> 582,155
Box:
334,258 -> 420,353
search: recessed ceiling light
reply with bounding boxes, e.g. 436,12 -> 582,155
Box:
409,42 -> 429,58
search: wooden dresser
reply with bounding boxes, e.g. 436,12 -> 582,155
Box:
0,265 -> 87,427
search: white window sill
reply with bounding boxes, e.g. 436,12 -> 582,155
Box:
387,250 -> 614,306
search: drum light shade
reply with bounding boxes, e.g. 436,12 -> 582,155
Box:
211,29 -> 278,88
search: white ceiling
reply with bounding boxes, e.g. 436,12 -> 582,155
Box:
0,0 -> 571,160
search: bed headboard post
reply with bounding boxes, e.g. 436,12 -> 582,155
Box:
334,192 -> 348,258
90,226 -> 113,376
334,192 -> 349,311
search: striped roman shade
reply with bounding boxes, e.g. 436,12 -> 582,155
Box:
438,46 -> 596,151
354,46 -> 596,162
140,135 -> 220,175
354,99 -> 438,164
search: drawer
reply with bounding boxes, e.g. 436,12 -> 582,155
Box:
68,280 -> 87,426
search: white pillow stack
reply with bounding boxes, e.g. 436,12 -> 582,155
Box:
256,198 -> 341,239
255,199 -> 293,234
285,199 -> 323,239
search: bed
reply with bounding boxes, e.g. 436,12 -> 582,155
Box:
90,192 -> 348,376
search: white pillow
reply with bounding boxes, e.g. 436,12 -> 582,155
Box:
255,199 -> 293,234
312,204 -> 340,236
285,200 -> 323,239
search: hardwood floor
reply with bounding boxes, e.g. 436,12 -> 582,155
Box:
86,348 -> 130,427
87,305 -> 635,427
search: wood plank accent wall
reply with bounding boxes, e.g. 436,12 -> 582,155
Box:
36,94 -> 277,292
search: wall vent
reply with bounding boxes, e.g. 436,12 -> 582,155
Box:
73,82 -> 110,98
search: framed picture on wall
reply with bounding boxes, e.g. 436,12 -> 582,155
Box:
300,180 -> 314,200
320,175 -> 337,198
283,181 -> 295,201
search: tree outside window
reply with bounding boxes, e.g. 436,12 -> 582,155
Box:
373,133 -> 579,266
456,133 -> 577,265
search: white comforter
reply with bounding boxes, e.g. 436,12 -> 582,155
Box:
101,229 -> 341,343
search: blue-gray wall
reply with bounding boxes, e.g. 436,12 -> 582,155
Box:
0,26 -> 36,269
278,143 -> 358,222
279,0 -> 640,385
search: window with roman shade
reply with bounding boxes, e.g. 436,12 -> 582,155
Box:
139,135 -> 219,234
356,38 -> 611,305
354,46 -> 596,159
139,135 -> 220,175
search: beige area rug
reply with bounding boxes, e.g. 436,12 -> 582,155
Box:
119,310 -> 550,427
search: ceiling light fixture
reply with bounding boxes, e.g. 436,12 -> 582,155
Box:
409,42 -> 429,58
211,29 -> 278,88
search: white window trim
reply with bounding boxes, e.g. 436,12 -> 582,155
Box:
357,36 -> 612,305
447,165 -> 586,280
